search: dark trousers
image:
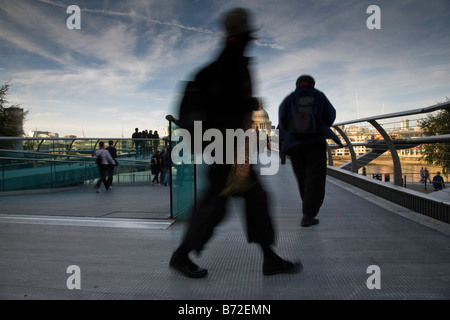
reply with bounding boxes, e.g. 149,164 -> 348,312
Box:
289,140 -> 327,218
152,170 -> 160,183
107,164 -> 115,187
95,164 -> 109,189
179,164 -> 275,253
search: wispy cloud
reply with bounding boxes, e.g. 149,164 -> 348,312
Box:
1,0 -> 449,137
255,40 -> 286,51
38,0 -> 217,34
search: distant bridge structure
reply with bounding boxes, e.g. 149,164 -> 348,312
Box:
327,101 -> 450,187
0,101 -> 449,223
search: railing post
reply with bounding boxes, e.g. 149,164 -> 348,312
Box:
368,120 -> 403,186
37,139 -> 44,152
68,139 -> 76,153
93,140 -> 100,157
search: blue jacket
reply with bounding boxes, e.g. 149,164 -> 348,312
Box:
278,85 -> 341,155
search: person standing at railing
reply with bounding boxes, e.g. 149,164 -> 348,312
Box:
153,130 -> 160,151
141,129 -> 148,157
278,74 -> 342,227
149,130 -> 155,157
95,141 -> 116,193
420,167 -> 425,183
132,128 -> 141,159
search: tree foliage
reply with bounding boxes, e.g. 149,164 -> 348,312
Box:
420,98 -> 450,174
0,83 -> 28,137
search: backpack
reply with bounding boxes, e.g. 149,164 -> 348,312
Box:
288,90 -> 321,136
177,62 -> 218,134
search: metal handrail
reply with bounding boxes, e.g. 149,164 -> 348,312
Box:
0,148 -> 152,163
333,101 -> 450,127
330,101 -> 449,186
0,137 -> 165,141
0,156 -> 150,166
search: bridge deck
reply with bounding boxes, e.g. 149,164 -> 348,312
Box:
0,163 -> 449,300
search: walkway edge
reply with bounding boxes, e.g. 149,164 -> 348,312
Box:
0,214 -> 175,229
327,176 -> 450,236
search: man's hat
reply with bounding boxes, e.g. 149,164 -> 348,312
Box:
222,8 -> 259,38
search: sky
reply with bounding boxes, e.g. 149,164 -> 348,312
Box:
1,0 -> 449,138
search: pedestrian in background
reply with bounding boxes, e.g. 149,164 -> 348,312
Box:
160,148 -> 171,186
424,168 -> 431,184
95,141 -> 116,193
106,140 -> 118,189
278,75 -> 342,227
150,149 -> 161,186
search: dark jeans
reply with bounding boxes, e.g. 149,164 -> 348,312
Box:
107,164 -> 115,187
95,164 -> 109,189
152,169 -> 160,183
288,140 -> 327,218
179,164 -> 275,253
134,144 -> 140,159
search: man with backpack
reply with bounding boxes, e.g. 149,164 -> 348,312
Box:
169,7 -> 297,278
278,75 -> 341,227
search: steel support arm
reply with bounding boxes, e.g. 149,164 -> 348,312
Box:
333,126 -> 358,173
368,120 -> 403,186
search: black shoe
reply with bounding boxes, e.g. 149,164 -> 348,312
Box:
263,257 -> 302,276
169,251 -> 208,278
301,216 -> 319,227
